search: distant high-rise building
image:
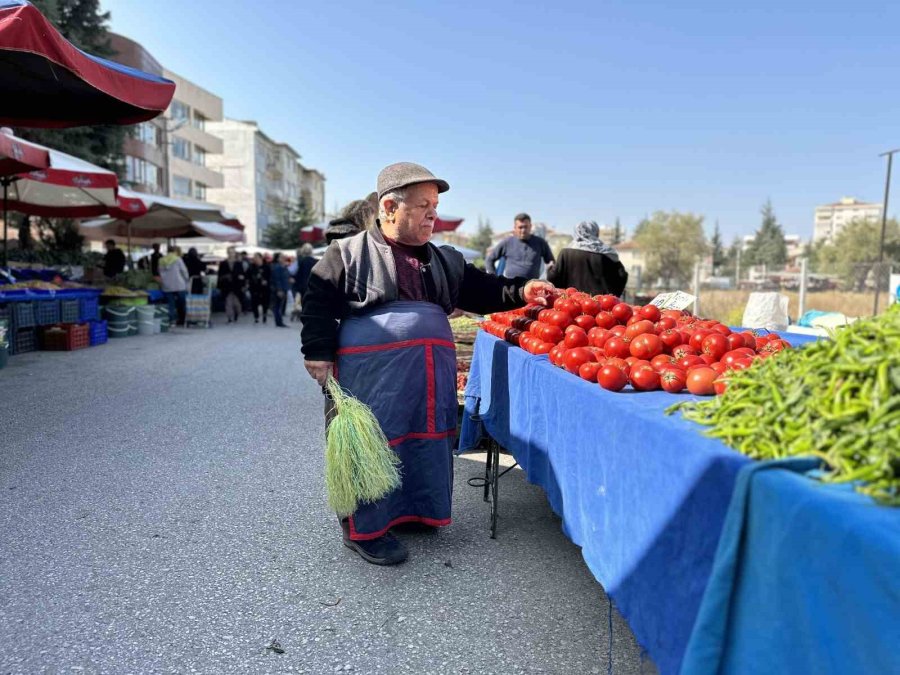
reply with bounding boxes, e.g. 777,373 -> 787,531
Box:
814,197 -> 882,244
206,119 -> 326,246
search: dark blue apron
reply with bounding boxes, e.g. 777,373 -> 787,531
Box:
335,301 -> 458,541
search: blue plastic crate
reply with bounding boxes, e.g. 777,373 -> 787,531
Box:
34,299 -> 60,326
89,320 -> 108,346
79,295 -> 100,322
60,299 -> 80,323
12,302 -> 35,328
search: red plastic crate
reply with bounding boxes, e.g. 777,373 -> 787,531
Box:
40,323 -> 90,351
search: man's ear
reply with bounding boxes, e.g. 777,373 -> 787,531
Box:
383,198 -> 399,217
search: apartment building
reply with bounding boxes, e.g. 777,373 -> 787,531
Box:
814,197 -> 882,243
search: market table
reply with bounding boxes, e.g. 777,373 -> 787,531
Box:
459,331 -> 896,675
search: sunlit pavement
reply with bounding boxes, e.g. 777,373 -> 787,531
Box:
0,318 -> 654,674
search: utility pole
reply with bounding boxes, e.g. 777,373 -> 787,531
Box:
873,148 -> 899,315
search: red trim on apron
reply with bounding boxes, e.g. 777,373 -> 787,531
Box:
348,515 -> 452,541
388,429 -> 456,447
336,338 -> 455,355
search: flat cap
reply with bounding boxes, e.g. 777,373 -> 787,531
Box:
376,162 -> 449,199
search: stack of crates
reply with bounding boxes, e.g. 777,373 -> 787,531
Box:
89,320 -> 108,346
9,302 -> 36,355
34,299 -> 60,326
40,323 -> 90,351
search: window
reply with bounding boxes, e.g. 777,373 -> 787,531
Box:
173,175 -> 192,198
172,137 -> 191,161
193,182 -> 207,201
193,112 -> 207,131
193,146 -> 206,167
170,100 -> 190,122
135,122 -> 161,148
124,155 -> 162,191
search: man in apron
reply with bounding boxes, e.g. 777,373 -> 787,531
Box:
301,162 -> 555,565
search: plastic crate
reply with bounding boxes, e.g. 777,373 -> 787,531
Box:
89,320 -> 108,346
79,295 -> 100,322
34,299 -> 60,326
60,299 -> 80,323
40,323 -> 90,351
12,327 -> 36,355
12,302 -> 35,328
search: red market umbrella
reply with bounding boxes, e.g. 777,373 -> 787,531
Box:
0,0 -> 176,128
0,127 -> 49,176
434,215 -> 464,233
299,225 -> 324,243
1,128 -> 118,266
80,218 -> 245,244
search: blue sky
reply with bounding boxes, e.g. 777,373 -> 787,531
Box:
102,0 -> 899,242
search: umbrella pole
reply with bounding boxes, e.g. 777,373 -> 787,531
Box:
2,180 -> 8,269
127,220 -> 133,271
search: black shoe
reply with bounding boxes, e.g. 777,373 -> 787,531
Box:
254,319 -> 259,324
276,323 -> 288,328
341,522 -> 407,566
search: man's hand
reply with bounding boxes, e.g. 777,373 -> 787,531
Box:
523,280 -> 557,306
305,360 -> 334,386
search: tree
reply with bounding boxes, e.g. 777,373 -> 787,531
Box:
612,217 -> 623,245
710,220 -> 725,274
745,200 -> 787,268
468,216 -> 494,255
633,211 -> 708,288
816,217 -> 900,290
15,0 -> 124,175
18,215 -> 34,251
262,197 -> 319,250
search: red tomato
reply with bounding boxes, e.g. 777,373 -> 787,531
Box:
596,295 -> 619,312
578,361 -> 602,382
624,320 -> 656,341
588,327 -> 611,348
630,333 -> 664,360
610,324 -> 627,337
597,364 -> 628,391
627,359 -> 651,375
574,314 -> 597,331
564,328 -> 589,348
638,305 -> 661,322
678,355 -> 706,370
661,309 -> 684,322
545,310 -> 574,329
699,354 -> 718,366
549,344 -> 567,367
533,341 -> 553,355
562,347 -> 596,373
711,324 -> 732,336
630,365 -> 660,391
701,333 -> 729,361
713,375 -> 729,396
611,303 -> 633,324
672,344 -> 698,360
656,316 -> 677,332
762,339 -> 789,354
537,323 -> 564,344
709,362 -> 727,376
689,329 -> 712,352
725,333 -> 746,352
732,358 -> 752,370
686,367 -> 717,395
604,336 -> 631,359
578,298 -> 601,316
594,311 -> 617,329
606,357 -> 629,372
659,329 -> 683,351
650,354 -> 676,371
740,331 -> 757,349
554,298 -> 581,318
660,368 -> 686,393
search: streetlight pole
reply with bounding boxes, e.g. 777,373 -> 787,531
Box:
873,148 -> 899,315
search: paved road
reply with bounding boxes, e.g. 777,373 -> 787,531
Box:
0,320 -> 655,674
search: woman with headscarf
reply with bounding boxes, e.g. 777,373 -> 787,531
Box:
183,247 -> 206,294
548,220 -> 628,296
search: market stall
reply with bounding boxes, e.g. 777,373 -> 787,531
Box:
459,298 -> 899,675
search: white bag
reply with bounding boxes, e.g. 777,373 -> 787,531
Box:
742,292 -> 790,330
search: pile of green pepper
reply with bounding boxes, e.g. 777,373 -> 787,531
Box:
669,305 -> 900,505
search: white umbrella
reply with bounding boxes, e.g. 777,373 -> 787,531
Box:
80,217 -> 244,243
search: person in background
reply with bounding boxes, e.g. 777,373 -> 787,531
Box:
183,247 -> 206,294
548,220 -> 629,296
291,243 -> 318,321
239,251 -> 252,314
102,239 -> 126,278
270,252 -> 290,328
150,243 -> 163,278
218,247 -> 244,323
485,213 -> 555,279
324,196 -> 377,244
159,246 -> 189,326
248,252 -> 271,324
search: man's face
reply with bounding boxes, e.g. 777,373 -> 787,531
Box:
514,218 -> 532,240
389,182 -> 439,246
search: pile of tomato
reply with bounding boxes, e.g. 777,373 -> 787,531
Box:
480,290 -> 791,396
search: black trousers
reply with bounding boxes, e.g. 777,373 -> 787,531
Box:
250,291 -> 270,321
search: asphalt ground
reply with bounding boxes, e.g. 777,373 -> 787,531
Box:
0,317 -> 656,674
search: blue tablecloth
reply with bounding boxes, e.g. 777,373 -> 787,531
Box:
459,330 -> 890,675
460,333 -> 751,675
682,458 -> 900,675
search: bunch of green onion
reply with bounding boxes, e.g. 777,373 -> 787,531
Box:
324,375 -> 402,516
